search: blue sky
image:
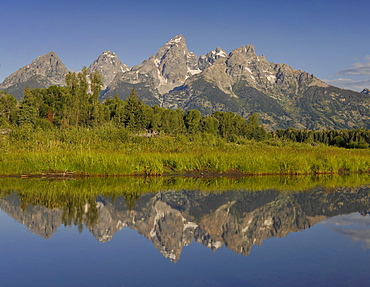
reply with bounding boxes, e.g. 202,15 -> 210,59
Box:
1,0 -> 369,91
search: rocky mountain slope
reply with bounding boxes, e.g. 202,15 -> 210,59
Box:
103,35 -> 370,130
1,35 -> 369,129
1,186 -> 369,261
87,50 -> 130,90
0,52 -> 69,100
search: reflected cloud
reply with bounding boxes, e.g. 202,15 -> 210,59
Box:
335,228 -> 370,249
322,212 -> 370,226
322,212 -> 370,248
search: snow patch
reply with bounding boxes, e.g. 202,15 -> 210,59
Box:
264,218 -> 273,227
187,67 -> 202,75
211,50 -> 227,58
245,67 -> 252,73
166,36 -> 183,46
242,218 -> 253,233
216,51 -> 227,58
267,75 -> 276,82
173,36 -> 182,43
183,221 -> 198,230
154,58 -> 160,67
212,241 -> 223,249
157,68 -> 168,85
103,51 -> 116,58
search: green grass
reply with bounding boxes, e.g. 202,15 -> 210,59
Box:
0,125 -> 370,176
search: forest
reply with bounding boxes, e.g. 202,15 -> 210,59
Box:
0,70 -> 369,176
0,69 -> 369,148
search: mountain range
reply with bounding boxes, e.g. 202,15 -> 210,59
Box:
1,35 -> 369,130
1,186 -> 369,262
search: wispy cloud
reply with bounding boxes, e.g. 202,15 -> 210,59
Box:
323,56 -> 370,91
324,78 -> 370,92
338,55 -> 370,76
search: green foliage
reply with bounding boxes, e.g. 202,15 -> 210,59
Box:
184,109 -> 201,134
275,127 -> 370,149
0,91 -> 18,126
200,116 -> 219,135
122,89 -> 147,131
0,126 -> 370,177
0,72 -> 370,164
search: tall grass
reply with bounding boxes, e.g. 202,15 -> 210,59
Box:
0,125 -> 370,176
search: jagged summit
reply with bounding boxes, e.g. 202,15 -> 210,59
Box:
88,50 -> 130,89
0,51 -> 68,87
0,51 -> 69,99
104,34 -> 202,99
164,34 -> 185,46
1,35 -> 369,129
199,47 -> 228,70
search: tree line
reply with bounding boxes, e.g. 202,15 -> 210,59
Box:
0,69 -> 369,148
274,127 -> 370,149
0,69 -> 267,141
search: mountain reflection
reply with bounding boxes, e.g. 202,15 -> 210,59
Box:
0,181 -> 369,262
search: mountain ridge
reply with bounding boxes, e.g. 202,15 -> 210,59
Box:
1,35 -> 369,130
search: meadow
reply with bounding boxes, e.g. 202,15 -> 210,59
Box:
1,124 -> 369,177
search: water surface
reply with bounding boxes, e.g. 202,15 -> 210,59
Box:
0,176 -> 369,286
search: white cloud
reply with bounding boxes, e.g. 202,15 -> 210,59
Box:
338,55 -> 370,76
324,78 -> 370,92
323,56 -> 370,92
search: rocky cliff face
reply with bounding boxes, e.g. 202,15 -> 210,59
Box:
1,186 -> 369,262
0,52 -> 69,99
87,51 -> 130,89
103,35 -> 369,130
162,42 -> 369,130
101,35 -> 202,105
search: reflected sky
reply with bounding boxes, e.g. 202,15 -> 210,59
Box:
0,180 -> 369,286
321,213 -> 370,249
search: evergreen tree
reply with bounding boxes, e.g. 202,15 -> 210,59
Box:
184,110 -> 201,134
0,91 -> 18,126
123,89 -> 146,131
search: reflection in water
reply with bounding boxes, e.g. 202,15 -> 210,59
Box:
322,213 -> 370,249
0,177 -> 369,262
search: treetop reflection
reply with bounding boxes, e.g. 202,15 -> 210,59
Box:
0,175 -> 369,262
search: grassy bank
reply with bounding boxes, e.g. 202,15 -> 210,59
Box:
1,125 -> 370,176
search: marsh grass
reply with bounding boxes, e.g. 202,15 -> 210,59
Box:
0,126 -> 370,176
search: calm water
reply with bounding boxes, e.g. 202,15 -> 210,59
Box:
0,178 -> 369,287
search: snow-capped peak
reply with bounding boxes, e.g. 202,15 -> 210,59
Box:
165,34 -> 184,46
102,51 -> 117,58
